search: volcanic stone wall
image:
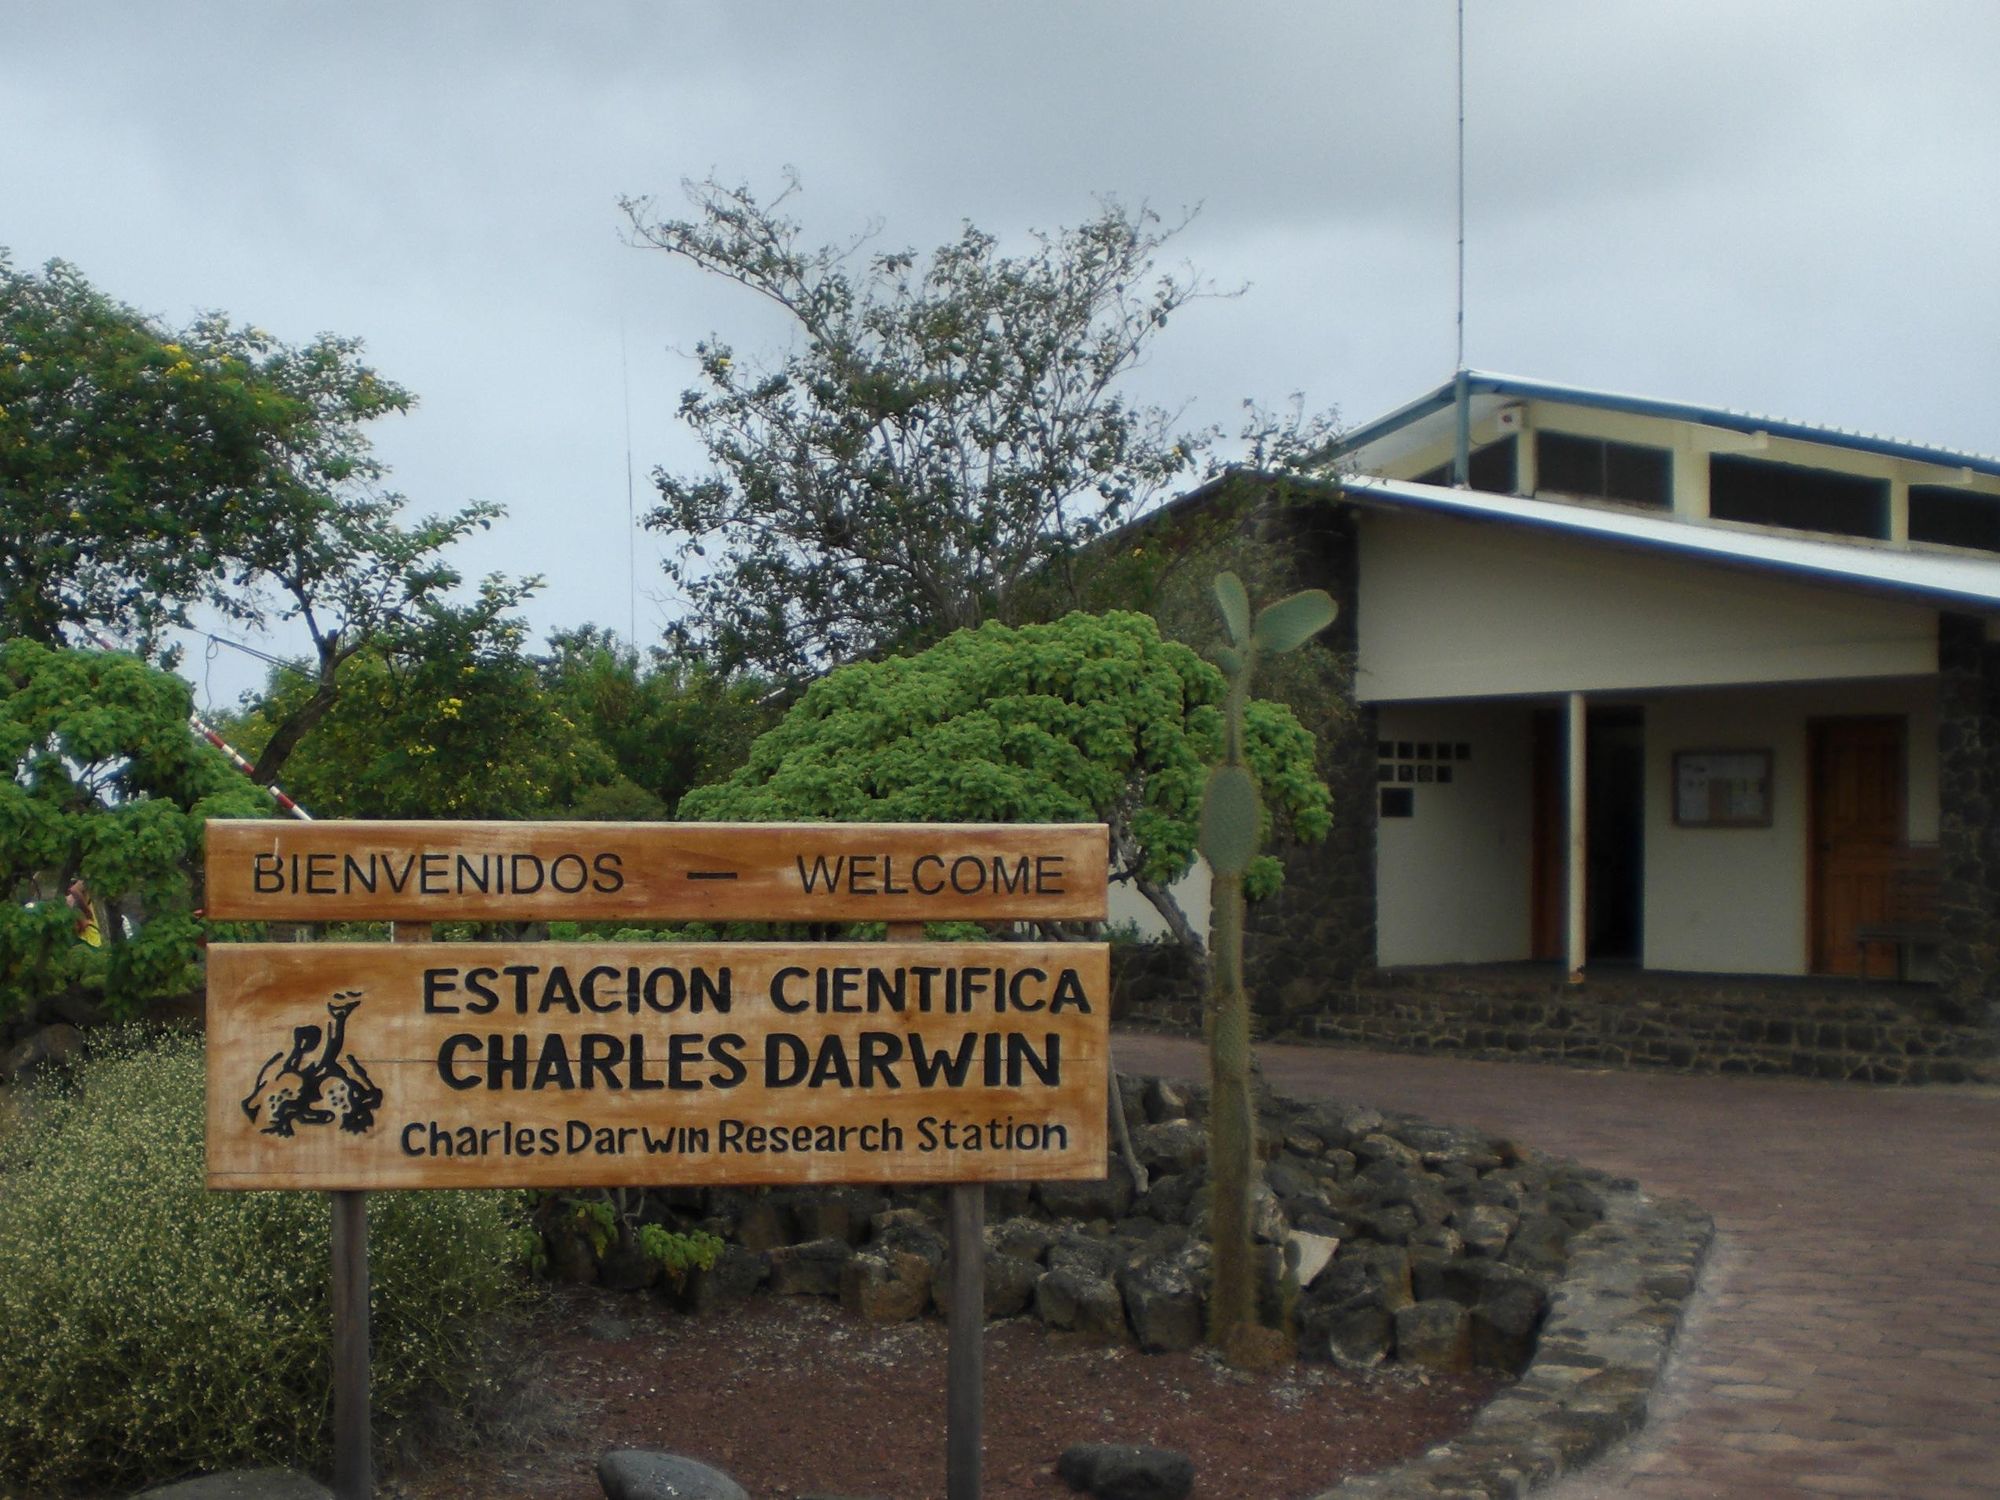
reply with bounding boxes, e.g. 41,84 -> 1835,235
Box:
1121,966 -> 1995,1085
1240,498 -> 1379,1012
1936,612 -> 2000,1027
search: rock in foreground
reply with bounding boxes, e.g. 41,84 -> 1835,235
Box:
1057,1442 -> 1195,1500
597,1449 -> 748,1500
137,1473 -> 332,1499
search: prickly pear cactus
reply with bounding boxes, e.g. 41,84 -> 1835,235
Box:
1200,570 -> 1335,1362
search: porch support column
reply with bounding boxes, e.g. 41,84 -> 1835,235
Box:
1566,691 -> 1587,985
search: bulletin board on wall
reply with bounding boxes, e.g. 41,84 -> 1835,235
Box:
1672,749 -> 1773,828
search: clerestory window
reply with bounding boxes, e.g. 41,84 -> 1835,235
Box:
1412,434 -> 1516,494
1709,455 -> 1887,539
1534,432 -> 1672,509
1909,485 -> 2000,553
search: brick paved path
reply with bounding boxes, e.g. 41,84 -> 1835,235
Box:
1112,1032 -> 2000,1499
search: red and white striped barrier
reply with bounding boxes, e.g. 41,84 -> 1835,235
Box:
85,630 -> 314,821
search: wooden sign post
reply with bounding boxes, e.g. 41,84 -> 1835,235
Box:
206,821 -> 1110,1500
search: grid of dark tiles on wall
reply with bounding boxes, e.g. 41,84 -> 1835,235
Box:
1377,739 -> 1470,815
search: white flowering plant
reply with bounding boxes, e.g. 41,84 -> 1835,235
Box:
0,1029 -> 531,1494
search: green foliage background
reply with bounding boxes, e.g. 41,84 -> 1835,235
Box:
1084,481 -> 1352,767
0,1031 -> 527,1494
0,642 -> 270,1021
234,632 -> 608,821
539,626 -> 776,819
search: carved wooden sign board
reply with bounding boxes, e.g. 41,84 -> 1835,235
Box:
206,820 -> 1107,924
205,822 -> 1110,1192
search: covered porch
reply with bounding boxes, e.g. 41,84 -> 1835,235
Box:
1371,677 -> 1942,983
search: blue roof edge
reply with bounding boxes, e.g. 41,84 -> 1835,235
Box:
1327,370 -> 2000,480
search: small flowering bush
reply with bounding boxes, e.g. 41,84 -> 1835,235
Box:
0,1030 -> 530,1494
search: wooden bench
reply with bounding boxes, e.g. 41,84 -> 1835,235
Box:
1853,847 -> 1941,980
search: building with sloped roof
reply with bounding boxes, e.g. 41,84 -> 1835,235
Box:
1149,373 -> 2000,1061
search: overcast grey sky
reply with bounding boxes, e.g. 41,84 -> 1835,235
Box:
6,1 -> 1998,705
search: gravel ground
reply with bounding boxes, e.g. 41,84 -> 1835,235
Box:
387,1286 -> 1499,1500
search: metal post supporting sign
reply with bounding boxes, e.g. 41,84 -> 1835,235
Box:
330,1189 -> 369,1500
886,918 -> 985,1500
330,919 -> 432,1499
947,1182 -> 986,1499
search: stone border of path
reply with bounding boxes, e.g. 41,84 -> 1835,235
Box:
1314,1183 -> 1714,1500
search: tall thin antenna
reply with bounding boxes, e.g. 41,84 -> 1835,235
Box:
620,320 -> 638,648
1456,0 -> 1466,372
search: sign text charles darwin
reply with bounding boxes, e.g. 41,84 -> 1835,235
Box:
205,821 -> 1109,923
206,942 -> 1109,1191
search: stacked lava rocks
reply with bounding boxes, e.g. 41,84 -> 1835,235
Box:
540,1073 -> 1613,1376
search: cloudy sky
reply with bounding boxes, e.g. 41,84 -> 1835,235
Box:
6,1 -> 1998,705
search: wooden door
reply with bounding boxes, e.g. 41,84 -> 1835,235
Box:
1810,718 -> 1905,976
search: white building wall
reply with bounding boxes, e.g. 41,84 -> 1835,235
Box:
1357,512 -> 1938,702
1642,679 -> 1938,975
1374,701 -> 1536,966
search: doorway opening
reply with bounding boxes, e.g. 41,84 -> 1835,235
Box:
1587,707 -> 1645,963
1531,704 -> 1646,964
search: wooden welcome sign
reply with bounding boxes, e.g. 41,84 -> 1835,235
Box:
206,820 -> 1109,1500
207,940 -> 1107,1190
205,822 -> 1111,1192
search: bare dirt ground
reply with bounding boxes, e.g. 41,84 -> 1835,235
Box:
386,1286 -> 1498,1500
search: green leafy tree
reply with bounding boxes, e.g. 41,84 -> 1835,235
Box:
0,252 -> 523,782
1199,573 -> 1337,1366
0,253 -> 398,650
619,175 -> 1223,680
0,642 -> 268,1022
539,625 -> 777,818
680,610 -> 1330,952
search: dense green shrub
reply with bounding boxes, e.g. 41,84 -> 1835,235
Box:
0,1030 -> 529,1494
680,611 -> 1331,933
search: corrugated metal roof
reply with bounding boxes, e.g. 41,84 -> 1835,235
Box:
1330,371 -> 2000,479
1343,473 -> 2000,612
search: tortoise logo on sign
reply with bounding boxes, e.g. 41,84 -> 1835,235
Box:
240,991 -> 385,1137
